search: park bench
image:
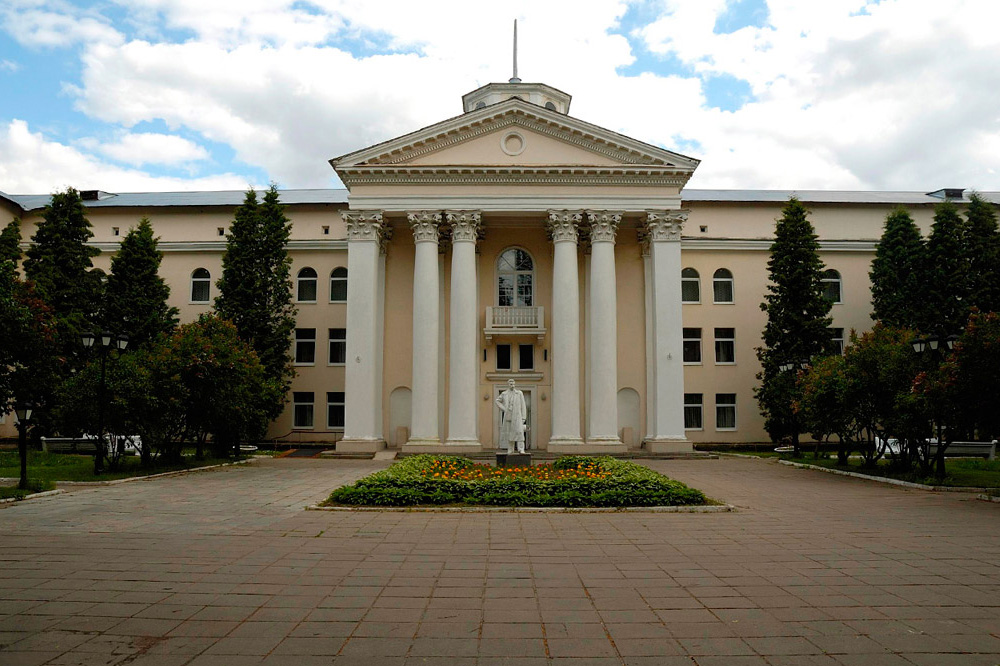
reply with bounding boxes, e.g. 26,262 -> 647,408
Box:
928,440 -> 996,460
41,435 -> 140,455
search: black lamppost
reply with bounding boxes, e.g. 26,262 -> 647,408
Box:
14,402 -> 34,490
911,333 -> 959,477
778,359 -> 810,456
81,330 -> 129,475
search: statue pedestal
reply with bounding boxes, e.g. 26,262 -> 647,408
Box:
496,452 -> 532,468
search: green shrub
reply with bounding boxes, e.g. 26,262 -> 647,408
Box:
325,455 -> 708,508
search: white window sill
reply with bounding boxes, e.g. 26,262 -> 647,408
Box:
683,361 -> 702,366
682,301 -> 701,305
329,300 -> 347,304
715,427 -> 737,432
292,425 -> 314,430
715,362 -> 737,366
296,300 -> 317,305
294,362 -> 316,367
189,301 -> 210,305
713,301 -> 735,305
327,362 -> 346,367
326,427 -> 345,432
684,427 -> 704,432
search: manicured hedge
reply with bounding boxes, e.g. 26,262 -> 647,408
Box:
324,455 -> 708,507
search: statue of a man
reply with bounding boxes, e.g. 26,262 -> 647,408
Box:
495,378 -> 527,454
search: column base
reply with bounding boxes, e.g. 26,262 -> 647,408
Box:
337,438 -> 386,453
402,439 -> 481,454
579,438 -> 627,454
643,438 -> 694,454
546,438 -> 584,453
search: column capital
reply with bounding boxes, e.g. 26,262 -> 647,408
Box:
547,210 -> 583,243
645,210 -> 689,242
445,210 -> 482,243
344,210 -> 387,243
407,211 -> 441,243
586,210 -> 622,243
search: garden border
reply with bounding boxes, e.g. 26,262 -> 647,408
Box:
305,503 -> 735,513
976,493 -> 1000,504
0,489 -> 67,505
0,458 -> 253,488
779,459 -> 991,492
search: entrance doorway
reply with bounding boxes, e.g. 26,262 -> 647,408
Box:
493,385 -> 533,451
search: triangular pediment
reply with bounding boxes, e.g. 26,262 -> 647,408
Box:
331,98 -> 699,173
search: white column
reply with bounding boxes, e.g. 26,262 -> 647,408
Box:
644,210 -> 693,453
547,210 -> 584,450
405,211 -> 441,447
340,211 -> 389,453
445,210 -> 482,450
641,236 -> 656,439
585,211 -> 626,452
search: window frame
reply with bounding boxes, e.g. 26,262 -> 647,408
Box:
714,327 -> 736,365
684,393 -> 703,431
330,267 -> 348,303
715,393 -> 737,431
496,344 -> 512,371
293,392 -> 314,429
294,328 -> 316,366
327,391 -> 345,431
830,327 -> 845,355
190,268 -> 211,304
713,268 -> 735,304
328,328 -> 346,366
682,328 -> 702,365
821,269 -> 843,304
681,267 -> 701,304
296,267 -> 318,303
496,247 -> 535,307
518,344 -> 534,371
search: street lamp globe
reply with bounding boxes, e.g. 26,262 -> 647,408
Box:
14,401 -> 33,424
115,334 -> 129,351
81,330 -> 96,349
100,331 -> 114,348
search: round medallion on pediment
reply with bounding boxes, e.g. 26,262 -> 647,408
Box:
500,131 -> 526,156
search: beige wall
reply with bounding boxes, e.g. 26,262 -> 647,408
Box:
0,195 -> 963,444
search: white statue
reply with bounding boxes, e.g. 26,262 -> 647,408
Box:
495,378 -> 527,454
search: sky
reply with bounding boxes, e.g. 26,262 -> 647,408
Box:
1,0 -> 999,194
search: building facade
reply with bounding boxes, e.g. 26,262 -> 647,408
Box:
2,78 -> 993,450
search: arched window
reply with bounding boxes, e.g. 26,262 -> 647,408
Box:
191,268 -> 210,303
296,267 -> 317,302
713,268 -> 734,304
821,269 -> 842,303
681,268 -> 700,303
497,248 -> 533,306
330,267 -> 347,303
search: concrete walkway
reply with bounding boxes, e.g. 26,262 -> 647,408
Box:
0,455 -> 998,665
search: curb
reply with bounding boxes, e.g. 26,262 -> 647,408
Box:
0,488 -> 67,504
305,503 -> 735,513
779,459 -> 989,492
977,493 -> 1000,503
53,459 -> 254,487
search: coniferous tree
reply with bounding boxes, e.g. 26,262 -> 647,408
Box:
920,200 -> 971,335
755,197 -> 834,453
0,217 -> 21,266
102,218 -> 178,349
870,207 -> 925,328
215,185 -> 296,425
964,193 -> 1000,314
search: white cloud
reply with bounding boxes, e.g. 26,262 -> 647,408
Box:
78,131 -> 210,167
1,1 -> 122,48
4,0 -> 1000,192
0,59 -> 19,72
0,119 -> 250,193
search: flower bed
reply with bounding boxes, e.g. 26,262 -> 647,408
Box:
324,455 -> 709,507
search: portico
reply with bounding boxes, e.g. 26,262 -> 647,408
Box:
331,77 -> 699,454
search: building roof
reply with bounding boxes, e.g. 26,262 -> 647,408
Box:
2,187 -> 997,214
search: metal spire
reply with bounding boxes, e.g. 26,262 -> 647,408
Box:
509,19 -> 521,83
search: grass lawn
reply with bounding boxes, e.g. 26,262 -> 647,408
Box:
0,450 -> 237,484
783,454 -> 1000,488
325,455 -> 711,507
0,480 -> 57,500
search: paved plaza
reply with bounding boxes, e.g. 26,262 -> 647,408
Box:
1,455 -> 998,665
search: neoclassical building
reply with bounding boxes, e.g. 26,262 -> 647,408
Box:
2,76 -> 992,451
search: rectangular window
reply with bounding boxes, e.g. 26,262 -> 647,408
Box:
681,280 -> 700,303
293,392 -> 314,429
519,344 -> 534,371
716,393 -> 737,430
684,394 -> 703,430
112,226 -> 120,236
714,328 -> 736,364
328,328 -> 346,365
295,328 -> 316,365
327,392 -> 345,430
496,344 -> 511,371
830,327 -> 845,355
682,328 -> 702,364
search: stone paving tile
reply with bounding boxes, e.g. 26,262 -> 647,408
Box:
0,456 -> 998,664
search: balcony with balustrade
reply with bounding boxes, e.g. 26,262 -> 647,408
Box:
484,306 -> 546,341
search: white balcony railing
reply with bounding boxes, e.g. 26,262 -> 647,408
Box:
485,306 -> 546,341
